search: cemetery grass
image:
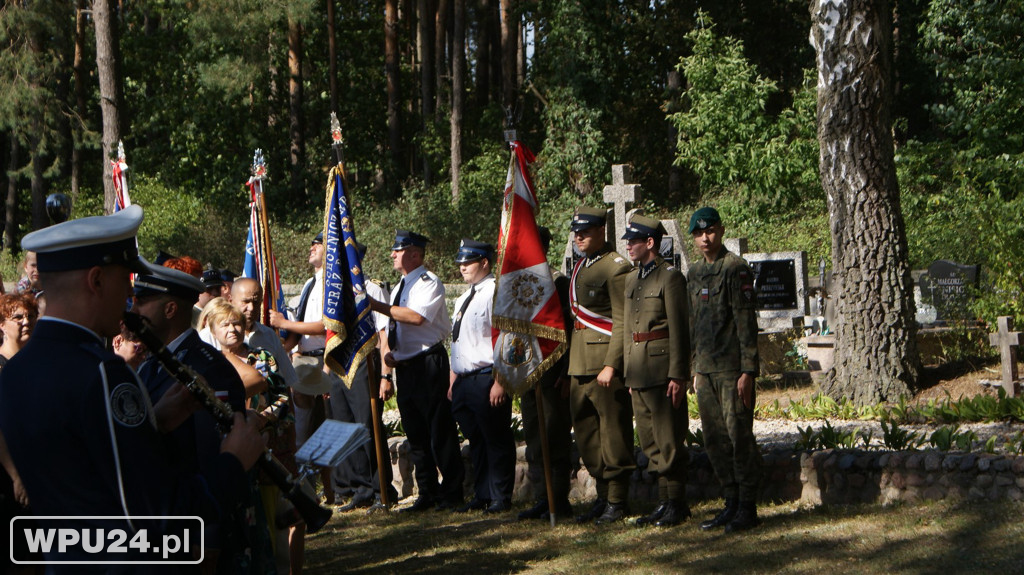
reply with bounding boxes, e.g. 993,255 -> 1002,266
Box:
305,498 -> 1024,573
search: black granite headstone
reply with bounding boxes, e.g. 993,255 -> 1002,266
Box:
919,260 -> 980,322
749,259 -> 798,310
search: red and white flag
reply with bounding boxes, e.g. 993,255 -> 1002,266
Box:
492,141 -> 567,396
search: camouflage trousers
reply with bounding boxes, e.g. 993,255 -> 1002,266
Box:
694,371 -> 762,501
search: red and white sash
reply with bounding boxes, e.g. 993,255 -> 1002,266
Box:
569,257 -> 613,336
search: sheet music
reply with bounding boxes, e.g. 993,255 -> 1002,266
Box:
295,419 -> 372,467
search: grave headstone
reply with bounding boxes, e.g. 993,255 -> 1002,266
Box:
917,260 -> 980,323
744,251 -> 809,331
602,164 -> 642,257
989,316 -> 1023,397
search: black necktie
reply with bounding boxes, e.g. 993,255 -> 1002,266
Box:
388,278 -> 405,351
451,284 -> 477,343
295,276 -> 316,321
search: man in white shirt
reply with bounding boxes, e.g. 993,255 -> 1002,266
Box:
447,239 -> 513,514
368,230 -> 463,512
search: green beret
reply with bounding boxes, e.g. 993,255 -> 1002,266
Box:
688,207 -> 722,233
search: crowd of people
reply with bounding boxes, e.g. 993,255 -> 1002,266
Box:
0,202 -> 763,573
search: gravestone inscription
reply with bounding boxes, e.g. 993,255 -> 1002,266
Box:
918,260 -> 980,323
744,251 -> 809,331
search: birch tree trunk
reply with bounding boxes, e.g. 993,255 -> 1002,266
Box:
811,0 -> 919,405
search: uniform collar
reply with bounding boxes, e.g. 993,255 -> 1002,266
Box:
638,257 -> 662,280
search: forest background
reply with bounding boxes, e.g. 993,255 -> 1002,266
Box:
1,0 -> 1021,326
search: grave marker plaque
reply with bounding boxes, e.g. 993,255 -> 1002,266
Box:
918,260 -> 980,322
744,251 -> 809,331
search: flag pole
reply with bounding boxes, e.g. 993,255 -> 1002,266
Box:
330,113 -> 391,512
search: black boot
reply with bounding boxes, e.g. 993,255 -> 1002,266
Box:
724,501 -> 760,533
700,498 -> 738,530
636,501 -> 670,527
654,500 -> 692,527
576,498 -> 607,523
518,499 -> 549,520
594,501 -> 629,525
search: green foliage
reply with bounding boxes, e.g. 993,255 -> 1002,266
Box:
668,14 -> 820,208
880,421 -> 925,451
685,428 -> 705,449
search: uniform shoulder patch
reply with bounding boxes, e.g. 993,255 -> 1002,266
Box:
420,272 -> 432,282
613,256 -> 626,265
110,382 -> 148,428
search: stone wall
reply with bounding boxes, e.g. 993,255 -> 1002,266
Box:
385,438 -> 1024,506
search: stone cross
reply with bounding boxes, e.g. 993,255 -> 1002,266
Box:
989,316 -> 1023,397
603,164 -> 642,256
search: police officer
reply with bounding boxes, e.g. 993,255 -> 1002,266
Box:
518,226 -> 574,521
688,207 -> 762,533
369,230 -> 464,511
621,214 -> 691,527
0,206 -> 264,564
448,239 -> 515,513
567,207 -> 635,524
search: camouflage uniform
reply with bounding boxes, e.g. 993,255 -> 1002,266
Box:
568,246 -> 635,506
688,248 -> 761,502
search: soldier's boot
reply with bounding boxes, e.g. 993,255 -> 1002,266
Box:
593,501 -> 629,525
723,501 -> 760,533
654,500 -> 692,527
575,498 -> 607,523
636,501 -> 670,527
699,497 -> 738,530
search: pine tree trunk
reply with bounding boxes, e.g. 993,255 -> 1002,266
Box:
474,0 -> 491,107
327,0 -> 338,115
434,0 -> 450,123
450,0 -> 465,201
4,137 -> 17,251
417,0 -> 435,185
499,0 -> 516,111
811,0 -> 919,405
288,16 -> 305,199
71,0 -> 88,202
385,0 -> 403,192
93,0 -> 122,214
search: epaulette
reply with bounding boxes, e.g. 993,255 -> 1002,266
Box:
613,256 -> 626,265
419,272 -> 432,282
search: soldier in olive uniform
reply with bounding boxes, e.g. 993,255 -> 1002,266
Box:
621,214 -> 691,527
687,207 -> 762,533
567,206 -> 635,524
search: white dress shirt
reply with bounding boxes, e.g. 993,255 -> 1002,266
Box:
388,265 -> 451,361
450,275 -> 495,375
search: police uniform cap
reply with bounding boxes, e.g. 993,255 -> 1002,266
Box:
201,268 -> 224,289
569,207 -> 607,232
391,229 -> 429,251
134,263 -> 205,303
219,269 -> 238,283
21,204 -> 150,274
688,207 -> 722,234
153,249 -> 177,266
454,239 -> 493,264
312,231 -> 324,245
621,214 -> 667,240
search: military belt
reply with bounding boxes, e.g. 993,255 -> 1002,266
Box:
631,330 -> 669,342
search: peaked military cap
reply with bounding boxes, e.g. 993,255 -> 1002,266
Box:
688,207 -> 722,234
454,239 -> 494,264
622,214 -> 668,240
21,204 -> 150,274
391,229 -> 429,251
153,249 -> 177,266
134,263 -> 205,303
201,268 -> 224,289
570,206 -> 607,232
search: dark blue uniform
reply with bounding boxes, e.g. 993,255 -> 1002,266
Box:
0,318 -> 248,569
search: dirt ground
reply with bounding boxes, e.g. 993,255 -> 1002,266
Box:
757,356 -> 1020,409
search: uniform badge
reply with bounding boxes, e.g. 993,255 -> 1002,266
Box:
700,287 -> 709,302
110,382 -> 147,428
420,272 -> 430,281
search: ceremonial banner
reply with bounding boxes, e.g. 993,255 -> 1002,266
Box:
492,141 -> 567,396
322,118 -> 378,388
111,140 -> 131,212
242,150 -> 286,326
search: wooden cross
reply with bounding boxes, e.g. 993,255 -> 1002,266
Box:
602,164 -> 642,256
989,316 -> 1023,396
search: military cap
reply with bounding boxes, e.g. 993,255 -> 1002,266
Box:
200,268 -> 224,289
454,239 -> 494,264
688,207 -> 722,234
134,263 -> 205,303
21,204 -> 150,274
391,229 -> 429,251
570,207 -> 607,232
153,249 -> 177,266
622,214 -> 667,240
219,269 -> 238,284
312,231 -> 324,245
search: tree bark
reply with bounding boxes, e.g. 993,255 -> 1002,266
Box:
327,0 -> 338,115
474,0 -> 491,107
93,0 -> 122,214
417,0 -> 435,185
434,0 -> 450,123
450,0 -> 465,201
385,0 -> 403,192
29,132 -> 47,230
499,0 -> 516,111
5,136 -> 17,251
71,0 -> 88,202
288,15 -> 305,199
811,0 -> 919,405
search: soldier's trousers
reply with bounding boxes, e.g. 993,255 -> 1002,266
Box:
632,384 -> 689,501
521,373 -> 573,502
694,371 -> 762,501
570,374 -> 636,503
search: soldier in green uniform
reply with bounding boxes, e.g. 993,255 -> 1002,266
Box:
687,207 -> 762,533
567,206 -> 635,524
621,214 -> 691,527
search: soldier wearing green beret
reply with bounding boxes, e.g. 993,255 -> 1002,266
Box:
687,207 -> 762,533
567,206 -> 635,525
621,214 -> 691,527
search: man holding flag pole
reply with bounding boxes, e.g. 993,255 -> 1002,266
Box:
490,129 -> 569,524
